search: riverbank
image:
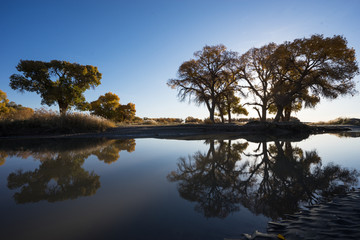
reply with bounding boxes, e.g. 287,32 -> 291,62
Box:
0,121 -> 355,142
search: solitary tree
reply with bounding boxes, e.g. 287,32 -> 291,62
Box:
9,60 -> 102,114
271,35 -> 359,121
168,45 -> 239,123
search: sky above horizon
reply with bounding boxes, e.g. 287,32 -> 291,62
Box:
1,0 -> 359,122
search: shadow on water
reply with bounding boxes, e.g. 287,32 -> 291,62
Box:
168,139 -> 359,220
0,138 -> 135,204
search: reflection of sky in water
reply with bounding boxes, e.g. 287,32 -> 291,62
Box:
298,133 -> 360,170
0,135 -> 358,240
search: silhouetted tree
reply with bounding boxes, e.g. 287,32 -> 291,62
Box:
238,43 -> 278,121
271,35 -> 358,121
216,90 -> 248,123
168,45 -> 241,123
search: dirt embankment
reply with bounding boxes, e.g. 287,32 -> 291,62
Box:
0,121 -> 352,142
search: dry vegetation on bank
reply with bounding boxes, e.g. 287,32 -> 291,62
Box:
312,118 -> 360,126
0,109 -> 116,136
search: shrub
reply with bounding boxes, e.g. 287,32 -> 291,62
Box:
204,118 -> 221,124
185,116 -> 203,123
142,118 -> 183,124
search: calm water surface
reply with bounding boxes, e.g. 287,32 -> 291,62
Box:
0,132 -> 359,240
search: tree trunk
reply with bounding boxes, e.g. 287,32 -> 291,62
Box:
261,105 -> 267,122
205,100 -> 215,123
216,103 -> 225,123
228,110 -> 231,123
219,108 -> 225,123
273,106 -> 283,122
284,108 -> 291,121
209,105 -> 215,123
58,101 -> 68,115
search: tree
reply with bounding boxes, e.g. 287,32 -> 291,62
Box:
90,92 -> 120,120
9,60 -> 102,114
168,45 -> 239,123
0,90 -> 10,115
0,89 -> 34,120
216,91 -> 248,123
90,92 -> 136,122
116,102 -> 136,122
271,35 -> 359,121
238,43 -> 278,121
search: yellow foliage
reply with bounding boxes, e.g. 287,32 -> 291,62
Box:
0,152 -> 7,166
90,92 -> 136,122
0,89 -> 34,120
277,234 -> 286,240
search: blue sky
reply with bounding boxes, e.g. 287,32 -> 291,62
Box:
1,0 -> 359,121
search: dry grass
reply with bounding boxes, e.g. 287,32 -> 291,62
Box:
0,109 -> 116,136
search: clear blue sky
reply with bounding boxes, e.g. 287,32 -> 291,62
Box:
1,0 -> 359,122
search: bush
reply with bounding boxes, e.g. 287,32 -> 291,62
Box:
142,118 -> 183,124
204,118 -> 221,124
185,116 -> 203,124
143,119 -> 158,125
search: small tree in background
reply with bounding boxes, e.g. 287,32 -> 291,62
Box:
90,92 -> 136,122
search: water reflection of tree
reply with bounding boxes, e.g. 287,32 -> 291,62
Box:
93,139 -> 135,164
7,152 -> 100,204
168,139 -> 359,220
2,138 -> 135,204
167,140 -> 249,218
243,141 -> 358,219
330,131 -> 360,138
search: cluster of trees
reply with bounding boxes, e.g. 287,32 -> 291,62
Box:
168,35 -> 359,123
9,60 -> 136,122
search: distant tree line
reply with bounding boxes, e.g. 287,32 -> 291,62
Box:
168,35 -> 359,123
